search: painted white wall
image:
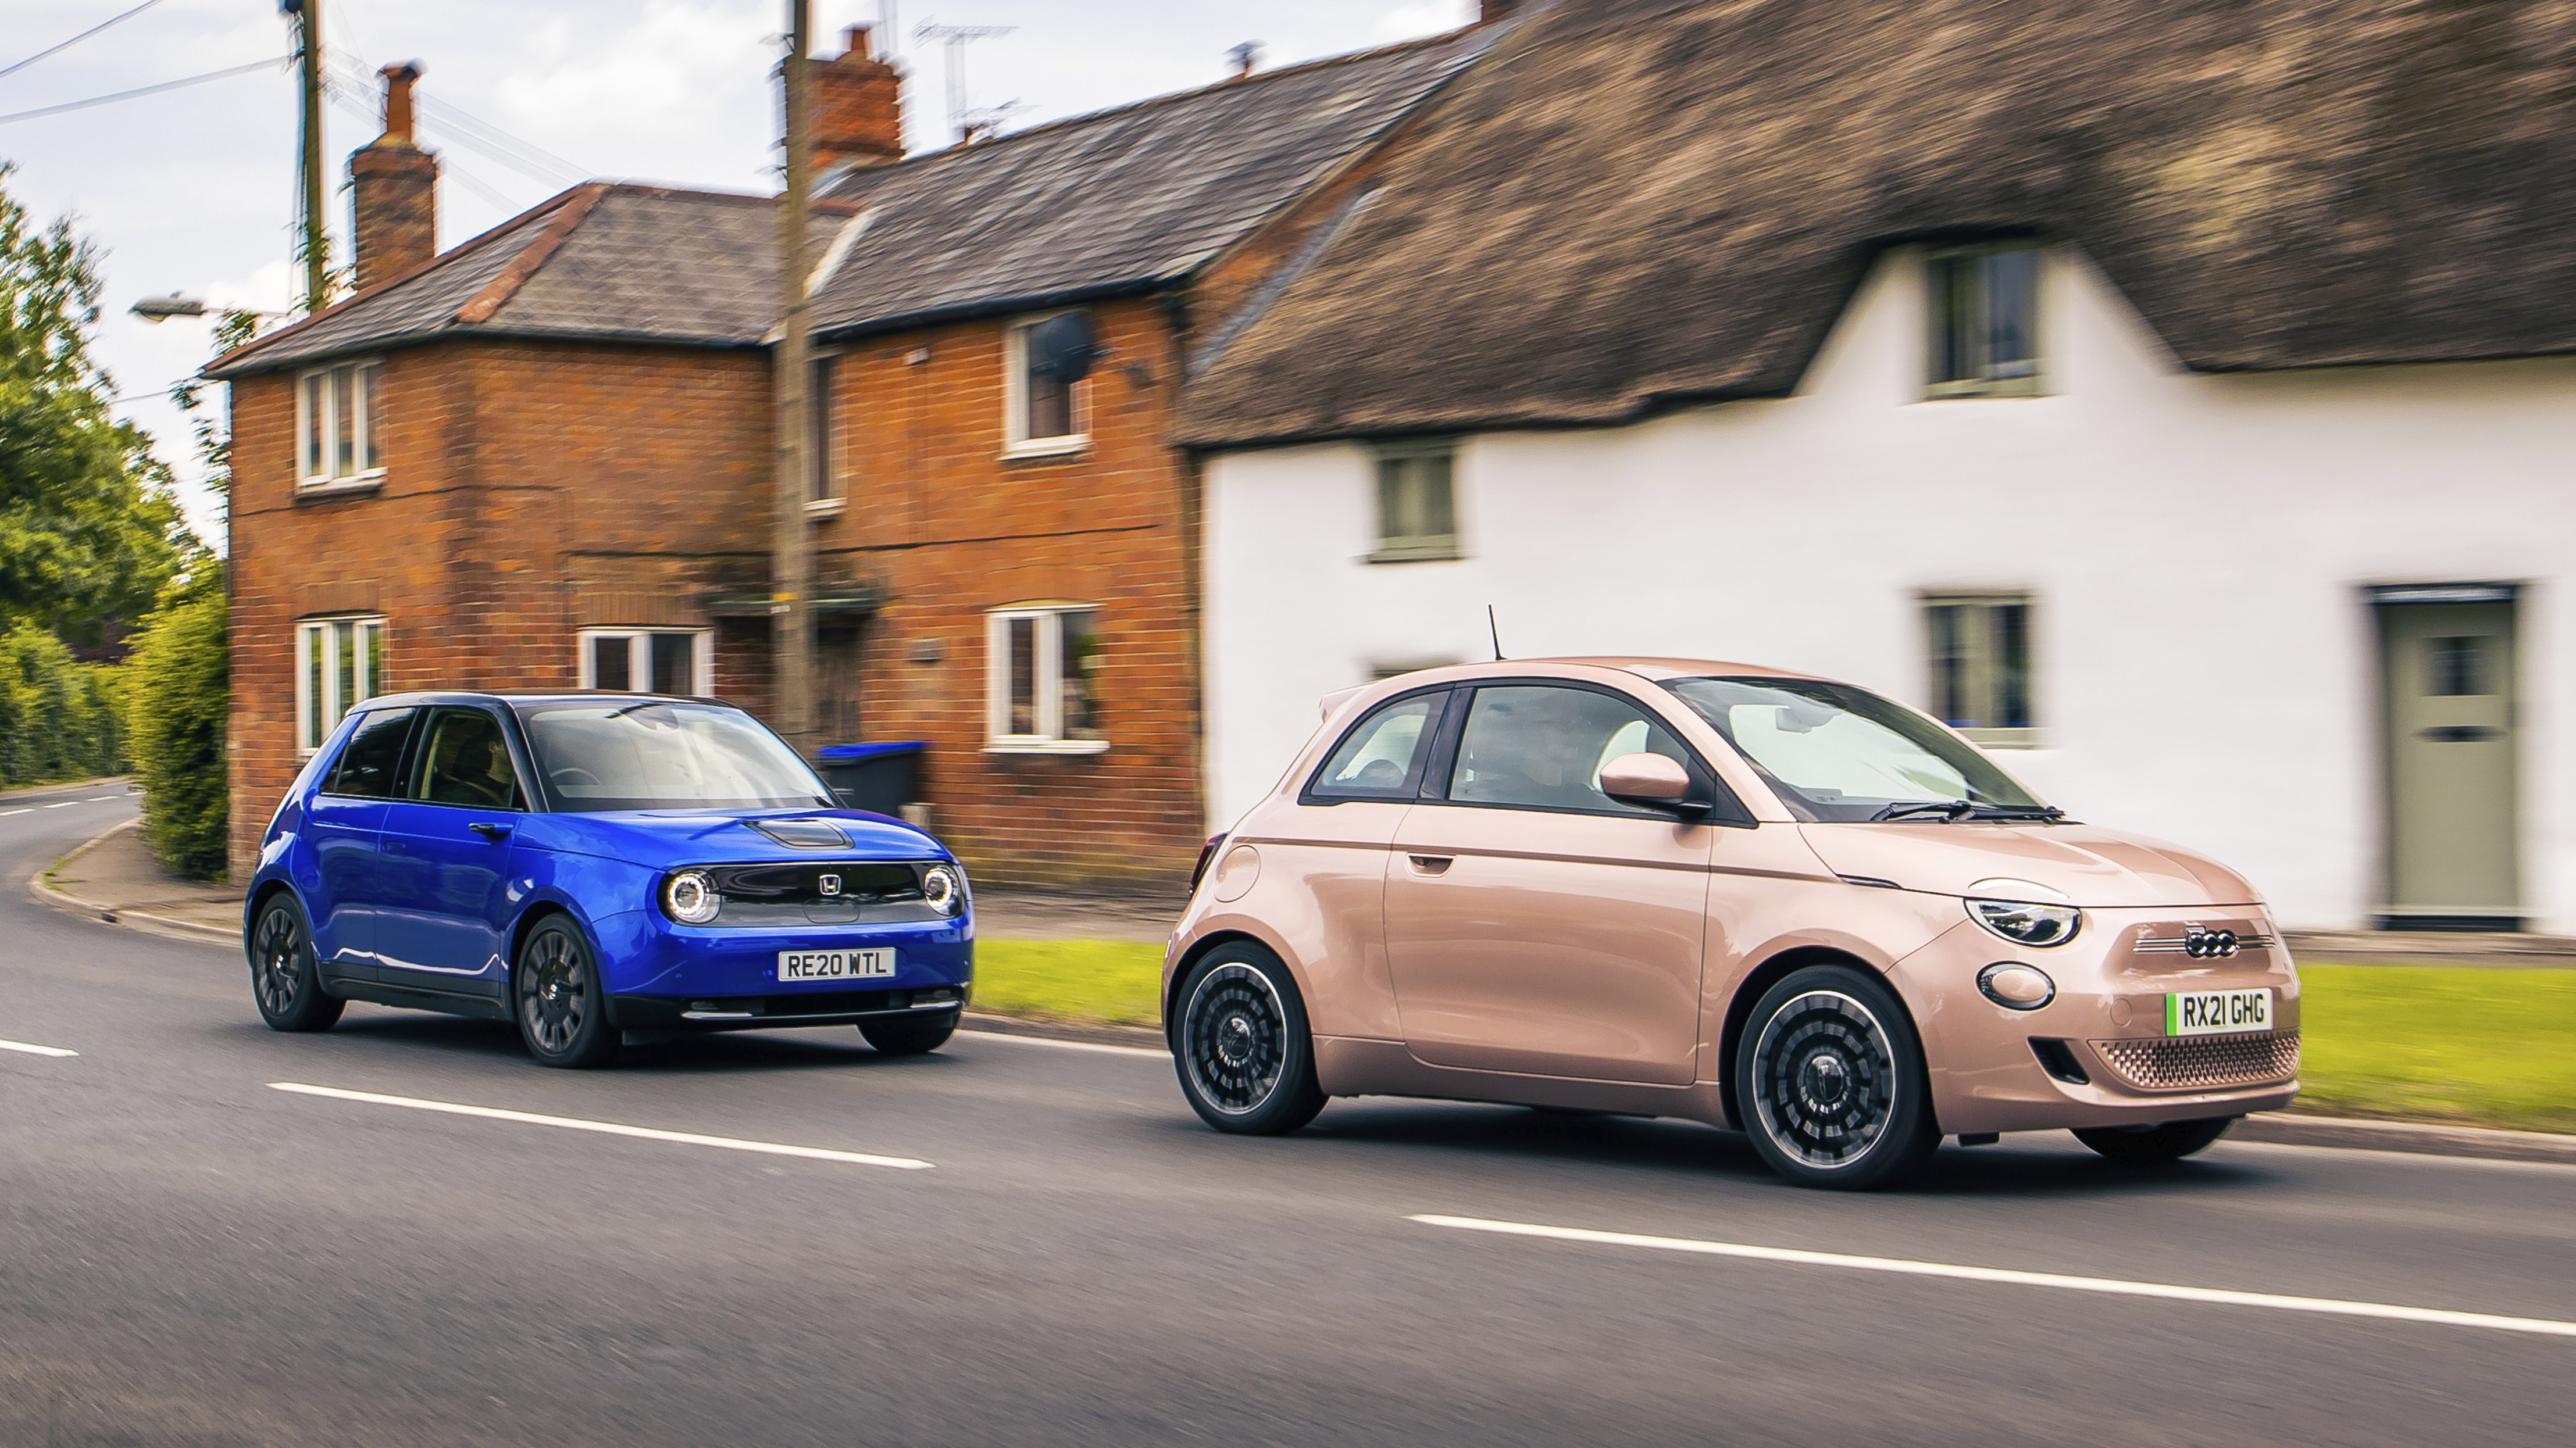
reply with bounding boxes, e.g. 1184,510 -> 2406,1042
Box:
1202,245 -> 2576,932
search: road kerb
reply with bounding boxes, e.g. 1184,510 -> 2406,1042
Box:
27,818 -> 240,946
2234,1112 -> 2576,1165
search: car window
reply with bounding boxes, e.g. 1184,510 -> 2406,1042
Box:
320,707 -> 415,799
1447,685 -> 1693,817
406,707 -> 523,810
1308,692 -> 1444,800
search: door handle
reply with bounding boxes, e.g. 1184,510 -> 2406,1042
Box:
469,822 -> 513,842
1407,854 -> 1454,875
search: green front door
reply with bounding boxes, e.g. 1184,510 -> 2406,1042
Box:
2377,596 -> 2520,929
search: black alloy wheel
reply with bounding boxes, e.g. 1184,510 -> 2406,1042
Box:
249,896 -> 345,1032
514,919 -> 619,1068
1173,943 -> 1326,1135
1736,963 -> 1938,1190
859,1010 -> 958,1056
2074,1117 -> 2236,1163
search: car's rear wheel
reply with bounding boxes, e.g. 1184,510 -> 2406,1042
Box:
860,1011 -> 958,1056
1173,942 -> 1325,1135
514,918 -> 619,1068
2073,1117 -> 2235,1163
249,895 -> 344,1032
1735,963 -> 1938,1190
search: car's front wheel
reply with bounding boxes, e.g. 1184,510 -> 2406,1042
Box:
860,1011 -> 958,1056
2073,1117 -> 2235,1163
1172,943 -> 1325,1135
1735,963 -> 1939,1190
249,895 -> 345,1033
514,918 -> 619,1068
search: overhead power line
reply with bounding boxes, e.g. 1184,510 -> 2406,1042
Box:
0,0 -> 172,84
0,56 -> 288,127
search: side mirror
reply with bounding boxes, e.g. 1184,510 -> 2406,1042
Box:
1598,752 -> 1707,816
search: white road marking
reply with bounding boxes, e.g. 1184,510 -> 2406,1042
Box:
960,1028 -> 1165,1060
41,801 -> 77,808
1411,1214 -> 2576,1340
267,1083 -> 933,1170
86,795 -> 122,802
0,808 -> 30,817
0,1039 -> 79,1058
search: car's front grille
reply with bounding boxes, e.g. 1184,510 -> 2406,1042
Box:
2090,1032 -> 2300,1092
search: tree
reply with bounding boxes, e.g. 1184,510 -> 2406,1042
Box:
124,560 -> 227,879
0,161 -> 194,652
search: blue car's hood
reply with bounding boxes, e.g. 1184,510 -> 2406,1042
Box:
513,807 -> 951,870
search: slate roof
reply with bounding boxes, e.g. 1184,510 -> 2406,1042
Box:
805,28 -> 1488,339
207,185 -> 850,378
1175,0 -> 2576,446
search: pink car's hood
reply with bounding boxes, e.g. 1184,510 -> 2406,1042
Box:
1798,822 -> 2261,908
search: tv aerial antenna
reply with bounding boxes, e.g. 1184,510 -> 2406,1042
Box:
915,19 -> 1018,144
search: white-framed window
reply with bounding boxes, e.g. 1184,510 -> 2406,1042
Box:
297,358 -> 387,487
985,605 -> 1105,753
1002,310 -> 1091,457
1370,438 -> 1460,562
1925,242 -> 2042,399
296,615 -> 387,756
577,628 -> 713,696
1924,592 -> 2038,747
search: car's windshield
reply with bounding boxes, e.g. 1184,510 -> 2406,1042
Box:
1661,676 -> 2046,823
516,700 -> 832,813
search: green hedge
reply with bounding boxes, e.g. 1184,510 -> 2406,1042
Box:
122,564 -> 227,880
0,623 -> 124,789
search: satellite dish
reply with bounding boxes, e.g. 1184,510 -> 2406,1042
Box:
1027,310 -> 1101,383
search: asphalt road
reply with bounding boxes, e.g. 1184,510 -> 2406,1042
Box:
4,795 -> 2572,1447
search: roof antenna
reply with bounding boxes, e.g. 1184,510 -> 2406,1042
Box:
1487,604 -> 1505,662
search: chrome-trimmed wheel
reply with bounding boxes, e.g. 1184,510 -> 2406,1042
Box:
1171,945 -> 1326,1135
1749,989 -> 1900,1168
514,920 -> 618,1068
1183,963 -> 1287,1115
249,898 -> 342,1032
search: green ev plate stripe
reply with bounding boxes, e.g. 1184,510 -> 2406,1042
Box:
2166,993 -> 2181,1035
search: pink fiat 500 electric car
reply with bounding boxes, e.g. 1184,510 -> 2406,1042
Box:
1165,659 -> 2298,1189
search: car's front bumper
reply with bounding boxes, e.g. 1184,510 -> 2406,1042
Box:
610,984 -> 966,1032
592,908 -> 975,1026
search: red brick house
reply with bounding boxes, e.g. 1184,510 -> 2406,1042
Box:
210,24 -> 1488,885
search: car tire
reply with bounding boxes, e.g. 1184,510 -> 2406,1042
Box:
2072,1117 -> 2236,1164
249,895 -> 345,1033
1172,942 -> 1326,1135
1735,963 -> 1939,1190
859,1010 -> 958,1056
513,917 -> 620,1069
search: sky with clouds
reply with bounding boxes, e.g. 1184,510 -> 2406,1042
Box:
0,0 -> 1479,546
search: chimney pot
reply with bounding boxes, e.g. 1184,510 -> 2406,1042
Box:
377,61 -> 422,145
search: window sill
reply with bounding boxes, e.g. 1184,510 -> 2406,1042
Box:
1956,727 -> 2043,749
803,497 -> 844,519
1921,377 -> 2043,401
295,475 -> 385,500
1002,435 -> 1090,462
1367,540 -> 1462,564
983,739 -> 1111,756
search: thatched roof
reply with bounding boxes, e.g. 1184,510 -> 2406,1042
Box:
1176,0 -> 2576,447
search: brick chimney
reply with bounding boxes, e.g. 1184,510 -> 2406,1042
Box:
1480,1 -> 1525,22
812,26 -> 903,176
349,62 -> 437,291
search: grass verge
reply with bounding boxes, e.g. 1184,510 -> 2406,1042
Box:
973,939 -> 1164,1028
2292,964 -> 2576,1135
969,946 -> 2576,1135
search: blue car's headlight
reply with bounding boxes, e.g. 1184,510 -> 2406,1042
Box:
663,869 -> 721,924
922,864 -> 965,917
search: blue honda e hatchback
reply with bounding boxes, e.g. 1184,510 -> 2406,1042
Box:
244,692 -> 973,1067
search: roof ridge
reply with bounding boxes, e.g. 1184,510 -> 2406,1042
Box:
455,183 -> 608,325
828,26 -> 1475,187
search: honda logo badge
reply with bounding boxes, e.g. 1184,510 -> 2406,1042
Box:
819,874 -> 841,897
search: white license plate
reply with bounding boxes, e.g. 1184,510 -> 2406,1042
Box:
777,948 -> 895,982
2166,988 -> 2272,1036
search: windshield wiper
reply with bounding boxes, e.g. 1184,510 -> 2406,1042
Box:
1868,800 -> 2066,823
606,699 -> 678,719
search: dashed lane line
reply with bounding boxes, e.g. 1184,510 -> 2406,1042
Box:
1410,1215 -> 2576,1340
959,1029 -> 1165,1060
0,1039 -> 79,1058
0,808 -> 30,817
267,1082 -> 933,1170
41,800 -> 77,808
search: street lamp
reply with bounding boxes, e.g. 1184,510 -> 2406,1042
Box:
129,294 -> 291,323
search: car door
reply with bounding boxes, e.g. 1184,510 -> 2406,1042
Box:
301,705 -> 418,978
1384,682 -> 1722,1085
375,705 -> 526,996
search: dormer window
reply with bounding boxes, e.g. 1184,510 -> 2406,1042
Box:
1926,244 -> 2041,399
298,359 -> 387,487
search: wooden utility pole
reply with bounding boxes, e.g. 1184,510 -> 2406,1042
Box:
772,0 -> 817,752
290,0 -> 328,314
